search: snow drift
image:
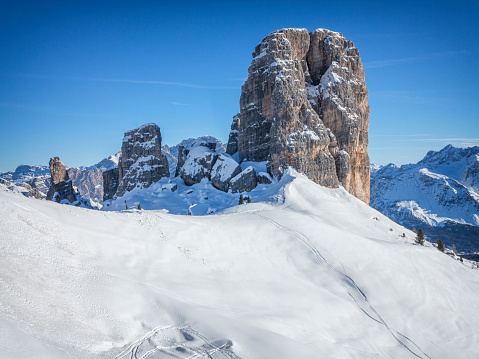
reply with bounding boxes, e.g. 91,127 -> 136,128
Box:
1,170 -> 478,358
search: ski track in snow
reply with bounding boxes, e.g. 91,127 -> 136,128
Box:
114,325 -> 240,359
255,212 -> 432,359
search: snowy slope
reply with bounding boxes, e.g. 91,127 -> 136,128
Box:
1,170 -> 479,358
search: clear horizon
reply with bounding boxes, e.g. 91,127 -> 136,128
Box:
1,0 -> 478,172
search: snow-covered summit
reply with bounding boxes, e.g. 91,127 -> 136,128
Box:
0,164 -> 50,184
86,152 -> 121,171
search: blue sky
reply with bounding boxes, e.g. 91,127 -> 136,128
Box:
1,0 -> 478,172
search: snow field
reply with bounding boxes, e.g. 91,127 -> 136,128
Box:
1,171 -> 479,358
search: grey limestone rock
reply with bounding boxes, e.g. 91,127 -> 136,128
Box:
68,167 -> 104,203
257,172 -> 273,184
46,157 -> 78,203
27,188 -> 45,199
103,168 -> 119,201
210,154 -> 242,192
0,178 -> 11,186
179,145 -> 218,186
116,123 -> 169,198
230,167 -> 257,193
178,141 -> 242,192
226,28 -> 370,203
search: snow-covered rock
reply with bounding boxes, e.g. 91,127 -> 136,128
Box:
180,145 -> 218,186
86,151 -> 121,171
210,154 -> 242,192
230,166 -> 257,193
162,136 -> 226,177
116,124 -> 170,198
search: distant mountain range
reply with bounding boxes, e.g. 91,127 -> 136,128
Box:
371,145 -> 479,255
0,152 -> 121,202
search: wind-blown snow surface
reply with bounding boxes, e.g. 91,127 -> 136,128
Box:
1,171 -> 479,358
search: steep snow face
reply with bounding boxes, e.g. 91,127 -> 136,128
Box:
1,171 -> 479,359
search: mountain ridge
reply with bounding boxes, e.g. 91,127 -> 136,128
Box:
371,144 -> 479,253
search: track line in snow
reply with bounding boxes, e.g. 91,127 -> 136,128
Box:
255,212 -> 431,359
115,325 -> 239,359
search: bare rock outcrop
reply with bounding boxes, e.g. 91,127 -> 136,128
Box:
306,29 -> 370,203
67,167 -> 104,203
102,168 -> 119,201
230,167 -> 257,193
226,28 -> 370,203
115,124 -> 169,198
46,157 -> 78,203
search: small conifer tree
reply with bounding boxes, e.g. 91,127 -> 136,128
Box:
125,204 -> 128,210
415,228 -> 425,245
239,194 -> 244,205
138,203 -> 142,210
436,238 -> 445,252
460,256 -> 463,262
247,196 -> 251,203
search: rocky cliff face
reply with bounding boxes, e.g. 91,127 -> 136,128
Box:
46,157 -> 78,203
227,28 -> 370,203
102,168 -> 119,201
115,124 -> 169,198
67,168 -> 103,203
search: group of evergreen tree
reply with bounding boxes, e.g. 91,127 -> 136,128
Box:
415,227 -> 468,263
124,203 -> 142,210
414,228 -> 447,254
239,195 -> 251,204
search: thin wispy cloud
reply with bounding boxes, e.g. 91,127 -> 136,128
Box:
9,73 -> 238,90
0,102 -> 124,120
364,50 -> 468,69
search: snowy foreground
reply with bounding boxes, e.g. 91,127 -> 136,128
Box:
1,171 -> 479,358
